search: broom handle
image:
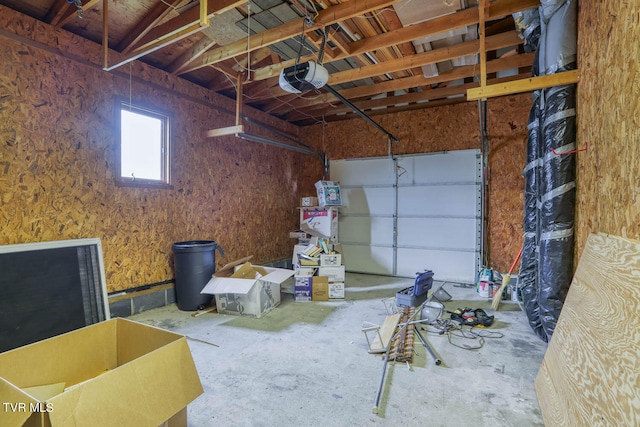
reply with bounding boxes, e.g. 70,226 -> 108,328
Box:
508,247 -> 523,275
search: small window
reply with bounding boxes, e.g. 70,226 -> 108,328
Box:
116,99 -> 171,188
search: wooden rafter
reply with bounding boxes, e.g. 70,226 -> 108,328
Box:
47,0 -> 101,27
285,71 -> 531,122
270,53 -> 534,116
168,36 -> 218,74
116,0 -> 184,54
328,31 -> 521,85
104,0 -> 246,71
249,29 -> 522,105
291,72 -> 533,124
467,69 -> 581,101
251,0 -> 539,82
178,0 -> 402,75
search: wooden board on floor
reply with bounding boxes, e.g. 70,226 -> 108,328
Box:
368,313 -> 401,354
535,233 -> 640,426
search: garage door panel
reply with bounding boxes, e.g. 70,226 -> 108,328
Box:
397,217 -> 477,250
330,158 -> 394,186
331,150 -> 480,284
397,150 -> 480,184
341,245 -> 394,275
339,216 -> 394,245
340,187 -> 395,216
396,248 -> 477,281
398,185 -> 478,217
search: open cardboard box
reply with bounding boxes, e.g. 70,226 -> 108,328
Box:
201,256 -> 295,318
0,318 -> 203,427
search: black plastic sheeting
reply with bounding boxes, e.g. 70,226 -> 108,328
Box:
515,0 -> 577,342
521,91 -> 545,340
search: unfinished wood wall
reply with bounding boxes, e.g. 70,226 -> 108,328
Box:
0,6 -> 315,293
575,1 -> 640,258
535,233 -> 640,425
302,94 -> 531,273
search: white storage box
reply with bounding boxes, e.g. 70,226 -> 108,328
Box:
299,207 -> 339,241
329,282 -> 345,299
201,256 -> 294,318
320,254 -> 342,266
318,265 -> 346,282
315,180 -> 342,206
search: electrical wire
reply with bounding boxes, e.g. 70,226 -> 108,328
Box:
421,318 -> 504,351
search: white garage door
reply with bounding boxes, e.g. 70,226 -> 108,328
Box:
331,149 -> 481,283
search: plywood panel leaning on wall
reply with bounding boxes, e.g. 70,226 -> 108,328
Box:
535,233 -> 640,426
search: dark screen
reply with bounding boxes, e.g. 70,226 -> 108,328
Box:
0,246 -> 102,352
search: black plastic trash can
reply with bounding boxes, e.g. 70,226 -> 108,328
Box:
172,240 -> 224,311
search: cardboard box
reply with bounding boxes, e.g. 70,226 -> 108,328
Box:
301,196 -> 318,207
329,282 -> 345,299
0,318 -> 203,427
320,253 -> 342,266
294,273 -> 313,302
289,231 -> 309,239
299,207 -> 339,241
294,267 -> 315,275
315,180 -> 342,206
318,265 -> 346,282
201,256 -> 295,318
312,276 -> 329,301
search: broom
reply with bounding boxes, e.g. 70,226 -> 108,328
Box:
491,247 -> 523,311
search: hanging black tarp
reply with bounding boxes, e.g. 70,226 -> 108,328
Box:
521,90 -> 546,340
514,0 -> 578,342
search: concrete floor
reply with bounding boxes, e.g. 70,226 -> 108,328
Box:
131,273 -> 548,427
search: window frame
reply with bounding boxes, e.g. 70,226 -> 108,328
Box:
115,97 -> 173,189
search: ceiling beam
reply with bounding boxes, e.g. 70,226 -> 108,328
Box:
293,97 -> 469,125
49,0 -> 101,28
178,0 -> 402,74
251,0 -> 539,82
116,0 -> 184,54
272,53 -> 534,116
467,69 -> 581,100
104,0 -> 245,71
248,39 -> 531,118
328,30 -> 522,85
292,72 -> 532,123
131,0 -> 244,51
45,0 -> 73,26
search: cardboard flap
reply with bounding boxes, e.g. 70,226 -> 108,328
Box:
231,262 -> 262,280
261,269 -> 295,284
48,339 -> 203,427
22,382 -> 66,401
0,380 -> 37,426
300,222 -> 331,239
201,277 -> 256,295
215,256 -> 254,277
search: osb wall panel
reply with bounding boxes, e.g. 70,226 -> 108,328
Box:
302,95 -> 531,272
0,7 -> 314,292
575,1 -> 640,259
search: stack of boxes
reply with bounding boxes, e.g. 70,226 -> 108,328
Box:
292,239 -> 345,302
290,181 -> 345,302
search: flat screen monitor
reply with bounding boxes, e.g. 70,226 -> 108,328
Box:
0,238 -> 110,353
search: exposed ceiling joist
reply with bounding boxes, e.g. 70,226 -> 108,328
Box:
3,0 -> 548,126
251,0 -> 539,82
179,0 -> 401,74
467,69 -> 581,100
272,53 -> 534,117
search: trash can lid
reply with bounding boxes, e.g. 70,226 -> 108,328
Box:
172,240 -> 218,250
